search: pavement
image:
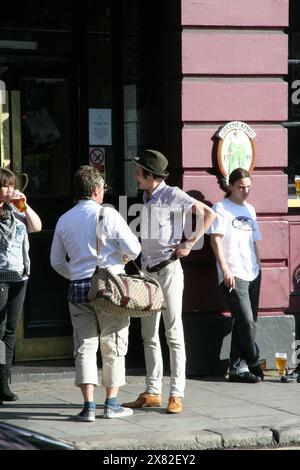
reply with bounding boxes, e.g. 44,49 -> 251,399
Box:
1,361 -> 300,451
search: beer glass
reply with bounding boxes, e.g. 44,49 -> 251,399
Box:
11,198 -> 27,212
275,352 -> 287,376
295,175 -> 300,199
12,172 -> 29,213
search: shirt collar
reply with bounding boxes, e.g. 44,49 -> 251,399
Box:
143,181 -> 166,203
77,199 -> 99,206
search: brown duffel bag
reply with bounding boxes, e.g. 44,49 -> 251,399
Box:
88,266 -> 166,318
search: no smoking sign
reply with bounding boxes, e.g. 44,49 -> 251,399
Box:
89,146 -> 105,173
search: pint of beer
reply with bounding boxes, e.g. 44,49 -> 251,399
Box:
295,175 -> 300,199
275,352 -> 287,376
12,198 -> 27,213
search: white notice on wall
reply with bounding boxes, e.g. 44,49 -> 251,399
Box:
89,108 -> 112,146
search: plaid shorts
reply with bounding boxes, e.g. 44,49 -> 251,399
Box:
68,278 -> 91,304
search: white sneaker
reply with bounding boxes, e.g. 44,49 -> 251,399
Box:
103,405 -> 133,419
76,408 -> 95,422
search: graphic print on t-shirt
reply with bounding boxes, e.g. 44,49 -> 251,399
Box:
232,216 -> 253,231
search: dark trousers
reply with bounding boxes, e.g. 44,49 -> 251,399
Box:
222,272 -> 261,374
0,281 -> 27,367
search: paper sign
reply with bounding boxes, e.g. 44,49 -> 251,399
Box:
89,109 -> 112,146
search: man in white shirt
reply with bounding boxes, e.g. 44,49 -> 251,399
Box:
209,168 -> 264,383
50,165 -> 141,421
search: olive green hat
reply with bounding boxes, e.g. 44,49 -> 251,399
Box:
132,149 -> 169,177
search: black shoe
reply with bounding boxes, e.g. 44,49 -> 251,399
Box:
0,368 -> 19,401
0,390 -> 19,401
249,364 -> 264,381
229,372 -> 261,383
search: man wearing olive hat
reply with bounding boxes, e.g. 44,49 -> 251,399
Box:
122,149 -> 216,413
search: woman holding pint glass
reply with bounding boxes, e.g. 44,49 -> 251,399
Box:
0,168 -> 42,405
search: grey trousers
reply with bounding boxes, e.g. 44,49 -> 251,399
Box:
69,302 -> 130,388
222,271 -> 261,375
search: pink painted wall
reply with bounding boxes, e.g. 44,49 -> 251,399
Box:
182,265 -> 289,311
259,267 -> 289,310
258,220 -> 289,260
287,218 -> 300,313
288,219 -> 300,294
182,32 -> 288,75
181,126 -> 287,169
183,173 -> 288,214
181,81 -> 287,122
181,0 -> 289,27
164,0 -> 290,314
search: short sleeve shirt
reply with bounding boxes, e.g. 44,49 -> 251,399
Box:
209,198 -> 262,283
141,181 -> 197,269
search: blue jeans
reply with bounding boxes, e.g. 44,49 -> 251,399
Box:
0,281 -> 27,367
222,272 -> 261,375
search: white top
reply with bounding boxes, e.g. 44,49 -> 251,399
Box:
50,199 -> 141,280
209,198 -> 262,283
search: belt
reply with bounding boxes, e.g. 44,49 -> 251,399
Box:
146,254 -> 177,273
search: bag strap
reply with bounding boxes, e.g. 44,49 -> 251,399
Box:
96,205 -> 104,257
131,260 -> 144,277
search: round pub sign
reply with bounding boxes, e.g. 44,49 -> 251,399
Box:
217,121 -> 256,182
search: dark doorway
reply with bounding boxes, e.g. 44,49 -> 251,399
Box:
0,0 -> 164,361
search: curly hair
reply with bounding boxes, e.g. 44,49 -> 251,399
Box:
73,165 -> 104,200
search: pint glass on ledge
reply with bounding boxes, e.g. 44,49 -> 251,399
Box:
275,352 -> 287,376
295,175 -> 300,199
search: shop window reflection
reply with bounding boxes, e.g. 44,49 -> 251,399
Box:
21,77 -> 70,198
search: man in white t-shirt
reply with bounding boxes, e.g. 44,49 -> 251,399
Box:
209,168 -> 264,383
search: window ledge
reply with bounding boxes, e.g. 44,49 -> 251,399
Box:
288,198 -> 300,208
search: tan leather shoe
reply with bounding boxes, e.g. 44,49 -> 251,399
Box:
167,396 -> 183,414
122,392 -> 162,408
